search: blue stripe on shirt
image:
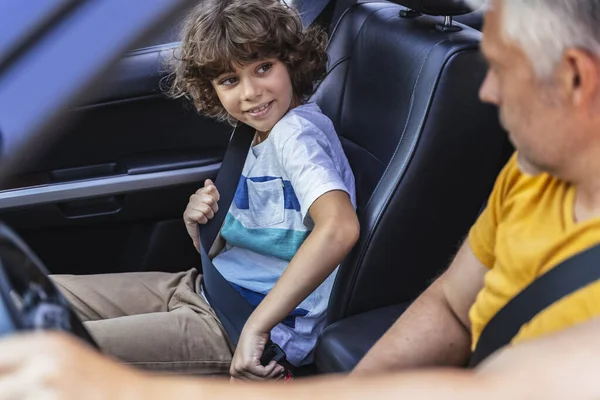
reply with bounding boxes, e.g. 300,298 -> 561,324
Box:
221,213 -> 310,261
230,283 -> 309,329
233,175 -> 301,211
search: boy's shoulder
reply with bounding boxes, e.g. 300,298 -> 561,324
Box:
270,102 -> 335,147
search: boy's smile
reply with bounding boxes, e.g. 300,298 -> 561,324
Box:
212,59 -> 296,134
245,100 -> 274,118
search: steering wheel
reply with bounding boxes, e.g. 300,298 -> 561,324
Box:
0,222 -> 98,348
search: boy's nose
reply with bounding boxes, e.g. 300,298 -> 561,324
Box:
241,78 -> 261,101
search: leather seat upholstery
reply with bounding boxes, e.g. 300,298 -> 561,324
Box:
315,303 -> 410,373
311,0 -> 512,373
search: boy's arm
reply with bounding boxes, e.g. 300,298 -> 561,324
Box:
230,189 -> 359,379
246,189 -> 358,330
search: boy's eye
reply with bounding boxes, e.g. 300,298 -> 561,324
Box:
219,76 -> 238,86
257,63 -> 273,74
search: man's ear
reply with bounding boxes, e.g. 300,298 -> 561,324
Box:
561,48 -> 600,108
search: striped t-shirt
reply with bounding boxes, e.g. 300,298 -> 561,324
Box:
212,102 -> 356,365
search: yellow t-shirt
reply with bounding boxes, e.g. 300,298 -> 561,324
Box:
468,152 -> 600,349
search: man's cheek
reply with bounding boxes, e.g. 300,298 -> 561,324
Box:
498,108 -> 510,133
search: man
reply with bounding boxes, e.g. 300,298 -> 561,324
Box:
354,0 -> 600,374
3,0 -> 600,397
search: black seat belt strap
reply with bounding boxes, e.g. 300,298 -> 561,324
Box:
199,123 -> 254,251
198,122 -> 255,345
197,123 -> 295,374
469,242 -> 600,367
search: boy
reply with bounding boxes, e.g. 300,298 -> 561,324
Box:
51,0 -> 358,380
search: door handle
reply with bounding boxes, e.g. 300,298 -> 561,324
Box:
57,195 -> 123,219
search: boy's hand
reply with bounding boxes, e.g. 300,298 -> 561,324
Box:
183,179 -> 220,251
230,328 -> 285,381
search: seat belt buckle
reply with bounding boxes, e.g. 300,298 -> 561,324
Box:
260,341 -> 294,381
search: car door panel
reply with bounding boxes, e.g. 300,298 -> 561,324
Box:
0,43 -> 231,275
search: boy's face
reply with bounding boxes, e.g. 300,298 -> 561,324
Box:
212,59 -> 295,133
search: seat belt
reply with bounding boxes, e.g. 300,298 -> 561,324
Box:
469,242 -> 600,367
197,123 -> 295,375
198,122 -> 255,345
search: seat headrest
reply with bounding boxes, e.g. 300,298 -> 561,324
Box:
393,0 -> 474,16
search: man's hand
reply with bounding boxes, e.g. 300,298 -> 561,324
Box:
0,332 -> 146,400
183,179 -> 220,251
229,327 -> 284,381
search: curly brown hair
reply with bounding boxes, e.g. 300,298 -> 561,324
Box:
166,0 -> 329,123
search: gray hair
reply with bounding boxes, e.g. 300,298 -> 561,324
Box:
464,0 -> 600,79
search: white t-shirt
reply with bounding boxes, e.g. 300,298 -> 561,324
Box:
213,102 -> 356,365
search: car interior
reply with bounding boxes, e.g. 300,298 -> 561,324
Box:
0,0 -> 512,376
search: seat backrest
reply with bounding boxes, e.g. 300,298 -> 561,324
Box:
311,1 -> 513,324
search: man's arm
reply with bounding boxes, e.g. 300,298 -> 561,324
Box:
353,240 -> 488,374
173,316 -> 600,400
5,318 -> 600,399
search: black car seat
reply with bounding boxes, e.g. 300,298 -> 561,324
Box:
310,0 -> 512,373
455,8 -> 485,30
